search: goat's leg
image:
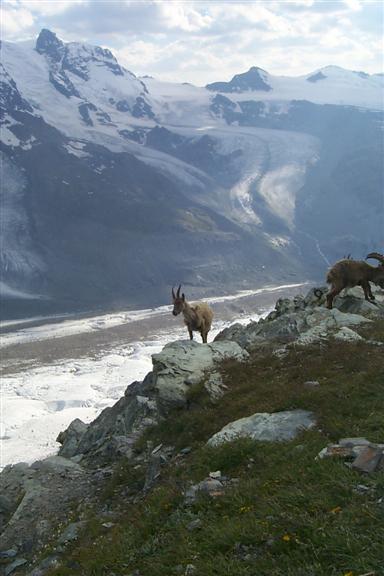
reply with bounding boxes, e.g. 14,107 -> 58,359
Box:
361,281 -> 374,301
188,328 -> 193,340
201,331 -> 207,344
326,289 -> 337,309
366,281 -> 375,301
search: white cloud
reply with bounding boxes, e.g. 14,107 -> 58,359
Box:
1,3 -> 35,36
343,0 -> 362,11
1,0 -> 382,82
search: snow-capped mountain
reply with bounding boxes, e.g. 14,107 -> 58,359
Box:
1,30 -> 383,316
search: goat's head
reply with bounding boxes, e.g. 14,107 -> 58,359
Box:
367,253 -> 384,288
171,285 -> 185,316
366,252 -> 384,266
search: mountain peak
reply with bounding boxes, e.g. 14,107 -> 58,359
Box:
35,29 -> 64,62
206,66 -> 271,93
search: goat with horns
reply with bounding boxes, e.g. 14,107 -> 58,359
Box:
171,285 -> 214,343
326,252 -> 384,309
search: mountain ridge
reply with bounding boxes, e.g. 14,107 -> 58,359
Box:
1,30 -> 383,316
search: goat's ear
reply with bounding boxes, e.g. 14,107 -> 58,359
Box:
182,293 -> 185,301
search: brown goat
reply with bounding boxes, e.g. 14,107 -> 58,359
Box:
326,252 -> 384,309
171,285 -> 214,343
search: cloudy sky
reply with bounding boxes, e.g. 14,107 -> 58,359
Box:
2,0 -> 383,84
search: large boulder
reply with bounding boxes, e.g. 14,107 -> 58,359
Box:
0,456 -> 91,561
58,340 -> 248,461
207,409 -> 316,447
152,340 -> 248,405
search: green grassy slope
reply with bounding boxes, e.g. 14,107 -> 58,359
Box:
48,320 -> 384,576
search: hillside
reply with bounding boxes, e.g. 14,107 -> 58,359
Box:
1,285 -> 383,575
1,30 -> 383,316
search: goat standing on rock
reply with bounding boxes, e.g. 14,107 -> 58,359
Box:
172,285 -> 213,343
326,252 -> 384,309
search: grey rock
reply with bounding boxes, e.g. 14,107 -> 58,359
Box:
187,518 -> 202,531
5,558 -> 28,576
0,549 -> 17,559
215,285 -> 381,349
31,456 -> 83,473
56,418 -> 88,458
351,446 -> 384,473
333,327 -> 363,342
339,437 -> 371,447
57,521 -> 85,544
304,380 -> 320,387
143,454 -> 162,492
204,372 -> 227,400
153,340 -> 248,406
208,409 -> 316,447
58,338 -> 243,463
185,477 -> 225,503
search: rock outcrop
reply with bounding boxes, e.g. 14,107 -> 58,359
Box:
57,340 -> 248,462
215,286 -> 383,349
207,409 -> 316,447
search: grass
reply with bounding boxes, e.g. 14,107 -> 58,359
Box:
48,320 -> 384,576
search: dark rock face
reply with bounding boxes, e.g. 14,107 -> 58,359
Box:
307,71 -> 327,83
207,67 -> 272,92
132,96 -> 155,119
35,29 -> 64,62
0,64 -> 33,114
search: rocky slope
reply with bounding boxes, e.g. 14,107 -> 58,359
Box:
0,284 -> 383,575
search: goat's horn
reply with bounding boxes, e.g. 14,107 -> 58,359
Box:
176,284 -> 181,298
172,286 -> 175,299
366,252 -> 384,265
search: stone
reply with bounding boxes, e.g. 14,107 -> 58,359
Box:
304,380 -> 320,387
31,456 -> 83,473
153,340 -> 248,406
5,558 -> 28,576
316,445 -> 354,460
215,284 -> 381,350
0,549 -> 17,559
339,437 -> 371,447
351,446 -> 384,473
333,327 -> 363,342
185,564 -> 196,575
102,522 -> 115,529
204,372 -> 227,400
56,418 -> 88,458
207,409 -> 316,447
0,495 -> 14,513
58,521 -> 85,544
187,518 -> 202,531
185,478 -> 225,503
209,471 -> 222,479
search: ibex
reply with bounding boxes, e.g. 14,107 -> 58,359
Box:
171,285 -> 214,343
326,252 -> 384,309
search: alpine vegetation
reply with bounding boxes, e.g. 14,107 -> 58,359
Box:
326,252 -> 384,309
171,285 -> 214,343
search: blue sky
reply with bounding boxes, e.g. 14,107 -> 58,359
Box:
2,0 -> 383,84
